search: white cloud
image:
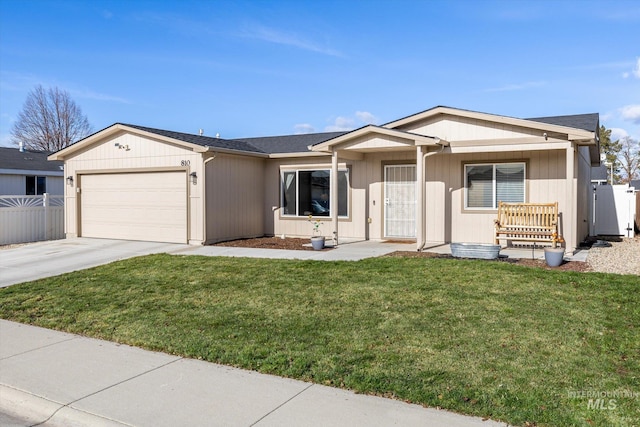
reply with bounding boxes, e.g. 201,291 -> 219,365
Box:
633,57 -> 640,78
323,111 -> 380,132
610,127 -> 629,141
241,24 -> 343,58
325,116 -> 355,132
355,111 -> 378,124
484,81 -> 546,92
68,88 -> 130,104
620,104 -> 640,124
294,123 -> 315,134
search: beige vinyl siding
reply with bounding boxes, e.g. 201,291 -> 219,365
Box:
63,132 -> 203,242
80,171 -> 187,243
266,157 -> 363,239
425,149 -> 570,246
266,151 -> 415,240
361,152 -> 416,240
205,153 -> 264,243
340,134 -> 415,151
396,115 -> 541,141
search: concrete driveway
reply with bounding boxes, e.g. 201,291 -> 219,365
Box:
0,238 -> 191,288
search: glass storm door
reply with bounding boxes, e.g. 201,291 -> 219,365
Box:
384,165 -> 416,238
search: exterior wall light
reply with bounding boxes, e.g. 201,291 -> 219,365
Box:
66,176 -> 74,186
190,172 -> 197,184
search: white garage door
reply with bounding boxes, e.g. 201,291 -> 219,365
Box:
80,171 -> 187,244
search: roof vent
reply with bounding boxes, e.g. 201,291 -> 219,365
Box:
19,141 -> 24,152
199,129 -> 204,136
216,133 -> 220,139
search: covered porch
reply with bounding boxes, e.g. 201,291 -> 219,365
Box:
311,125 -> 448,251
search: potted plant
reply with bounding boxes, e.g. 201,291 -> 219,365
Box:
308,215 -> 325,250
544,232 -> 565,267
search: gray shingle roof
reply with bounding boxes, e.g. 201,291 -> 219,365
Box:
233,132 -> 346,154
122,124 -> 345,154
526,113 -> 599,132
80,110 -> 599,159
122,124 -> 266,154
0,147 -> 64,172
591,165 -> 608,181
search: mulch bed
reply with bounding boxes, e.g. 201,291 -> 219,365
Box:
213,237 -> 592,272
214,236 -> 330,251
386,251 -> 592,272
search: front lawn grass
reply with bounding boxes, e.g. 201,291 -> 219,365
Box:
1,255 -> 638,426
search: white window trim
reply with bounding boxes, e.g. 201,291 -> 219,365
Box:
280,168 -> 350,217
464,162 -> 526,210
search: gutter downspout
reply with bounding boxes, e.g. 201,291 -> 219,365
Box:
418,140 -> 448,252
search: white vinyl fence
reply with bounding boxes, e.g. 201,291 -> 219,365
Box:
591,184 -> 637,238
0,194 -> 64,245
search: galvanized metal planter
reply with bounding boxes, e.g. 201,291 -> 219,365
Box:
450,243 -> 501,260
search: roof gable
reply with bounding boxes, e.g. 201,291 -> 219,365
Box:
384,106 -> 597,141
311,125 -> 443,153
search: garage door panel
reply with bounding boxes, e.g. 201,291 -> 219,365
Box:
80,172 -> 187,244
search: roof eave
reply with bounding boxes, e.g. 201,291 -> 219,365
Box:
268,151 -> 330,159
204,146 -> 269,158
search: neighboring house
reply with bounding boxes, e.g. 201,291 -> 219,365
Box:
0,147 -> 64,195
49,106 -> 600,254
591,165 -> 608,185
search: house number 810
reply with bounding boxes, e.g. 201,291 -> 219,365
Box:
181,160 -> 190,166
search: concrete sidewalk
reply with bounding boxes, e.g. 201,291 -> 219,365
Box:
0,320 -> 507,427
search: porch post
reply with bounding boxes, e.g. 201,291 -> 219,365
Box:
565,143 -> 576,253
416,146 -> 425,251
331,149 -> 339,247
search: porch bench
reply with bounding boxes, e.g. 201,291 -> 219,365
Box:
494,202 -> 558,246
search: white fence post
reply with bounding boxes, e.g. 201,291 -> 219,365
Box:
44,192 -> 50,241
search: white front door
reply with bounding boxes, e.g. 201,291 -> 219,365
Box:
384,165 -> 416,238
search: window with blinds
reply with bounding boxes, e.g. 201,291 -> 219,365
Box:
465,163 -> 525,209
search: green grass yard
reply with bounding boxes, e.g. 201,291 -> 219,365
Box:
0,255 -> 638,426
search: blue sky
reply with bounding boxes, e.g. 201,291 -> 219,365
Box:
1,0 -> 639,148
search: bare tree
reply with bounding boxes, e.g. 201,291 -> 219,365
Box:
618,136 -> 639,184
11,85 -> 93,151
